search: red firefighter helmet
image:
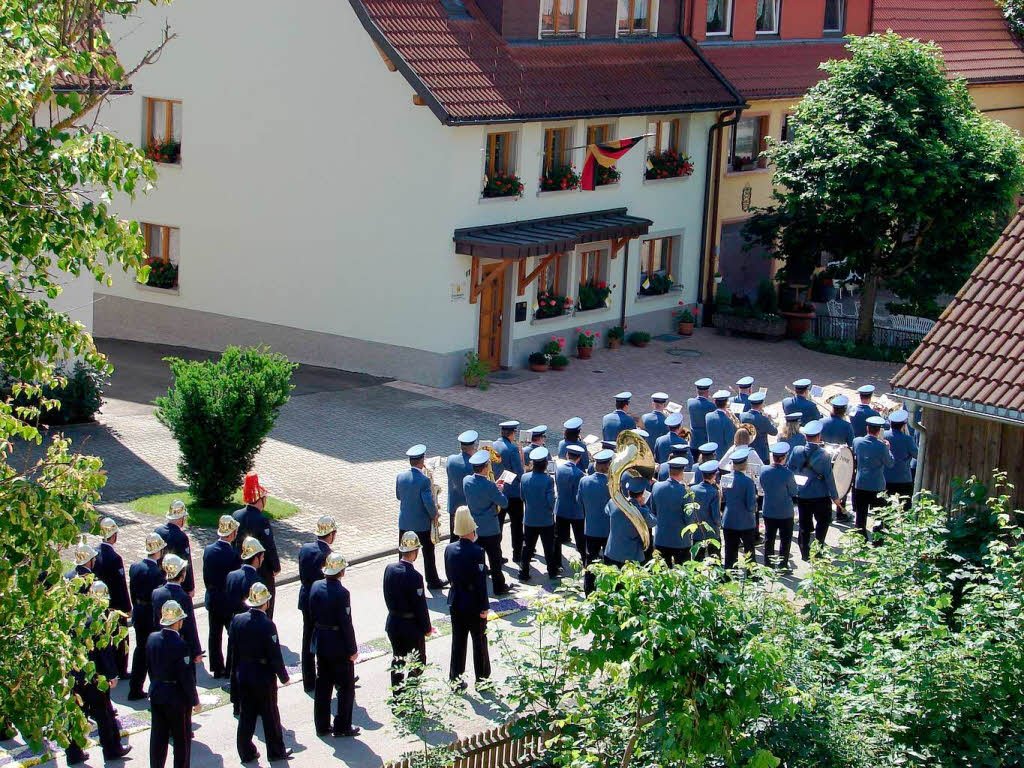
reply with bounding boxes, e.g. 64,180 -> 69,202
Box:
242,471 -> 268,504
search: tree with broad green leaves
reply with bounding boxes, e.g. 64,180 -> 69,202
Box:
0,0 -> 173,749
744,33 -> 1024,343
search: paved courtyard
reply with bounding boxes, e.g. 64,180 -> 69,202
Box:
31,333 -> 900,593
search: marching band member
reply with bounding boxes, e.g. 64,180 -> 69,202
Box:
691,460 -> 722,560
603,476 -> 655,567
640,392 -> 670,450
554,444 -> 587,566
233,472 -> 281,618
884,410 -> 917,507
397,444 -> 446,588
384,533 -> 432,689
652,456 -> 693,566
519,447 -> 558,582
93,517 -> 132,678
705,390 -> 736,459
155,500 -> 195,596
446,431 -> 479,539
788,421 -> 841,560
127,532 -> 167,700
310,553 -> 359,739
578,448 -> 614,593
527,425 -> 548,452
602,392 -> 637,442
463,449 -> 512,595
558,417 -> 591,473
850,385 -> 881,438
445,507 -> 491,689
852,416 -> 895,536
821,395 -> 855,447
203,515 -> 241,680
495,421 -> 527,561
732,376 -> 755,412
692,442 -> 719,483
741,391 -> 776,463
783,379 -> 823,425
781,412 -> 806,450
760,443 -> 799,569
657,443 -> 690,480
147,600 -> 200,768
687,378 -> 715,449
721,447 -> 758,569
298,516 -> 336,691
654,411 -> 689,464
152,554 -> 203,677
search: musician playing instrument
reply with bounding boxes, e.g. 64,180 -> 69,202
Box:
732,376 -> 755,413
494,421 -> 526,563
579,448 -> 614,594
446,431 -> 479,540
602,392 -> 637,442
398,444 -> 447,589
687,378 -> 715,449
554,444 -> 587,568
787,421 -> 842,560
760,443 -> 800,569
519,447 -> 558,582
721,447 -> 758,569
820,395 -> 855,447
883,410 -> 917,508
705,390 -> 737,460
692,442 -> 719,483
850,385 -> 881,438
640,392 -> 670,451
657,443 -> 690,480
780,412 -> 806,451
557,417 -> 590,473
651,457 -> 693,566
852,416 -> 895,536
654,412 -> 691,464
603,475 -> 655,566
463,450 -> 512,595
690,460 -> 722,560
783,378 -> 823,426
739,391 -> 776,464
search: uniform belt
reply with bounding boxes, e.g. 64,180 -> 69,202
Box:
389,611 -> 416,620
316,624 -> 340,631
135,599 -> 151,606
239,656 -> 268,665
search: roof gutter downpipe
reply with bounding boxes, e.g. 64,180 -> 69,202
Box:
698,109 -> 741,323
620,239 -> 630,330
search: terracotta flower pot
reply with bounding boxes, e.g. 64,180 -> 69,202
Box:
550,362 -> 567,371
529,363 -> 549,372
677,322 -> 694,336
608,338 -> 622,349
631,340 -> 649,348
781,310 -> 816,339
577,345 -> 593,359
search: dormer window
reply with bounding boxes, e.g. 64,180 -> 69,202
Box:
617,0 -> 651,36
756,0 -> 779,34
824,0 -> 844,32
541,0 -> 579,37
706,0 -> 732,36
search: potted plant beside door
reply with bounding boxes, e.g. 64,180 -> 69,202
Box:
576,328 -> 597,359
463,351 -> 491,390
528,352 -> 549,372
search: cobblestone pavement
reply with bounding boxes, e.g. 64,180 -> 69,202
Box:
29,333 -> 899,594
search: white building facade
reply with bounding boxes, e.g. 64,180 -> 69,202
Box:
95,0 -> 743,386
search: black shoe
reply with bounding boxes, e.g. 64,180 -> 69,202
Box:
241,752 -> 259,764
450,678 -> 468,692
126,690 -> 148,701
269,748 -> 294,761
501,557 -> 509,564
220,683 -> 231,693
335,727 -> 361,738
66,752 -> 87,765
104,745 -> 132,760
303,685 -> 315,693
354,675 -> 360,683
427,580 -> 449,589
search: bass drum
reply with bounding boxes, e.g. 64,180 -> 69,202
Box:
825,444 -> 855,499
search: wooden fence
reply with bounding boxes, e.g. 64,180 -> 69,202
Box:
386,722 -> 543,768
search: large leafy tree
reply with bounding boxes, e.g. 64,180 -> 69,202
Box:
745,33 -> 1024,341
0,0 -> 172,749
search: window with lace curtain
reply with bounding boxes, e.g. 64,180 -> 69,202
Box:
706,0 -> 732,35
756,0 -> 779,33
617,0 -> 652,35
540,0 -> 580,36
824,0 -> 844,32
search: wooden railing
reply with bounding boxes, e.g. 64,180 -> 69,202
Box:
386,722 -> 543,768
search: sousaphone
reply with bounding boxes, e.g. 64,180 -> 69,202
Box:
609,429 -> 657,550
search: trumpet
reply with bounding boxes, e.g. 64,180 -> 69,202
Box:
725,402 -> 757,439
874,393 -> 903,419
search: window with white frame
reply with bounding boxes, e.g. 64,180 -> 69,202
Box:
756,0 -> 779,33
646,117 -> 691,180
638,237 -> 677,296
541,126 -> 578,191
729,116 -> 768,172
535,253 -> 572,318
617,0 -> 653,35
706,0 -> 732,35
142,223 -> 180,290
577,247 -> 611,310
823,0 -> 844,32
540,0 -> 580,36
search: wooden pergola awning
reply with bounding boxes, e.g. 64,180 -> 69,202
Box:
454,208 -> 653,261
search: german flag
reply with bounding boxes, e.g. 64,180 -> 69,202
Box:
580,136 -> 646,191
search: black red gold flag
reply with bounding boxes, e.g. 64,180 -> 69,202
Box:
580,136 -> 646,191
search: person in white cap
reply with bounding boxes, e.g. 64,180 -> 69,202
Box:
445,506 -> 491,689
155,500 -> 195,596
93,516 -> 132,677
852,415 -> 895,536
641,392 -> 671,451
298,515 -> 337,691
397,444 -> 446,588
310,553 -> 359,738
884,410 -> 917,508
147,599 -> 200,768
127,532 -> 167,700
602,392 -> 637,442
705,390 -> 737,460
519,447 -> 558,582
850,385 -> 880,438
446,430 -> 479,540
760,443 -> 800,570
494,421 -> 527,562
687,378 -> 715,449
783,379 -> 823,426
383,532 -> 432,689
732,376 -> 755,412
787,421 -> 842,560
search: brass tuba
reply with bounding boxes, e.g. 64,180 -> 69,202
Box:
726,403 -> 757,440
609,429 -> 657,551
423,457 -> 444,544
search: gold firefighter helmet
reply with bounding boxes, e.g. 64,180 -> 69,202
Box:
316,515 -> 338,537
399,531 -> 421,553
160,599 -> 186,627
217,515 -> 240,537
166,499 -> 187,520
162,554 -> 188,579
323,552 -> 348,576
89,580 -> 110,602
99,517 -> 118,540
73,540 -> 98,566
245,582 -> 272,608
144,532 -> 167,556
240,536 -> 265,561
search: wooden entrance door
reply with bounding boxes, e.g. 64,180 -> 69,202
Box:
477,263 -> 506,370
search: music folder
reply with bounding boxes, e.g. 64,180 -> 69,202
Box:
498,470 -> 517,484
795,475 -> 809,487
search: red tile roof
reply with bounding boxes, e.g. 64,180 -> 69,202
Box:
891,207 -> 1024,421
873,0 -> 1024,83
701,42 -> 850,100
348,0 -> 743,124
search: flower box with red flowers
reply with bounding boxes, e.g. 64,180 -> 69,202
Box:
146,138 -> 181,165
482,172 -> 524,199
594,164 -> 621,186
645,151 -> 694,181
539,165 -> 580,192
536,291 -> 574,320
144,257 -> 178,289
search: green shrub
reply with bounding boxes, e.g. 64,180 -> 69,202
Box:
1000,0 -> 1024,36
1,361 -> 107,425
550,354 -> 569,367
627,331 -> 651,345
155,346 -> 296,505
800,332 -> 912,363
606,325 -> 625,340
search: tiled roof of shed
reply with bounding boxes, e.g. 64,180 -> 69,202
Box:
873,0 -> 1024,83
348,0 -> 744,124
891,208 -> 1024,422
701,42 -> 850,100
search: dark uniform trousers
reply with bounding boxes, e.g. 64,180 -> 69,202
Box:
476,534 -> 507,593
520,525 -> 557,579
886,482 -> 914,511
583,535 -> 607,594
66,643 -> 122,764
797,497 -> 832,559
655,545 -> 691,568
449,611 -> 491,682
763,518 -> 795,568
262,570 -> 278,620
237,674 -> 286,759
852,488 -> 881,534
151,688 -> 192,768
129,605 -> 154,696
723,528 -> 757,569
554,518 -> 585,570
387,626 -> 426,689
207,608 -> 231,677
315,655 -> 355,734
411,530 -> 442,587
504,498 -> 525,562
